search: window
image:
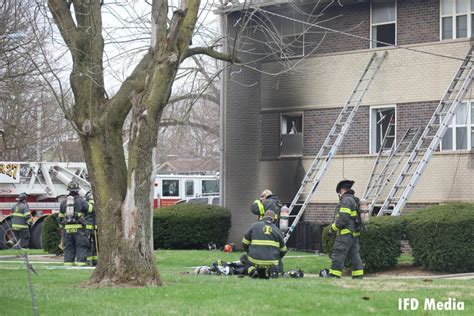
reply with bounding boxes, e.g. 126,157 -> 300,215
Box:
202,180 -> 219,194
162,180 -> 179,197
441,0 -> 473,39
185,180 -> 194,197
280,113 -> 303,156
370,106 -> 396,153
371,0 -> 397,48
279,11 -> 305,58
441,102 -> 474,150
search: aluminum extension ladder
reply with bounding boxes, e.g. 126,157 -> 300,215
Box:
363,122 -> 420,216
283,52 -> 387,242
379,47 -> 474,216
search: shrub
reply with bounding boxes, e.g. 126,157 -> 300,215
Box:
41,214 -> 63,255
321,217 -> 403,272
321,225 -> 335,254
404,203 -> 474,273
359,217 -> 402,272
153,204 -> 231,249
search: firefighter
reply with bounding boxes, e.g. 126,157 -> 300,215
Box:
327,180 -> 364,279
10,192 -> 31,249
84,191 -> 98,266
58,181 -> 89,266
250,189 -> 282,223
242,210 -> 287,278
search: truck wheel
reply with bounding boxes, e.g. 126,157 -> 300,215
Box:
29,218 -> 44,249
0,218 -> 14,250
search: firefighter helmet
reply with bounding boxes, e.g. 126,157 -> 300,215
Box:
16,192 -> 28,202
336,180 -> 355,193
67,181 -> 80,192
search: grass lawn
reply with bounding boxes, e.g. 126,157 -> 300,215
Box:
0,249 -> 472,315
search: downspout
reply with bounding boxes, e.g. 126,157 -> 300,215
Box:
219,10 -> 228,207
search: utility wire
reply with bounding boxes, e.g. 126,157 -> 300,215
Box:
254,7 -> 465,62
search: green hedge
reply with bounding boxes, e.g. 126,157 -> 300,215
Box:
321,217 -> 403,272
404,203 -> 474,273
153,204 -> 231,249
41,214 -> 63,255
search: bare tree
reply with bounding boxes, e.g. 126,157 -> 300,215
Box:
46,0 -> 235,287
0,0 -> 78,161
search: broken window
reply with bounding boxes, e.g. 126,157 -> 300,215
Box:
281,113 -> 303,156
370,107 -> 396,154
371,0 -> 396,48
441,102 -> 473,151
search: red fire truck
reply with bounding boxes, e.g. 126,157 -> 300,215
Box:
0,161 -> 219,249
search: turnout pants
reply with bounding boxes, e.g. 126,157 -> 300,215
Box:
64,229 -> 88,266
330,233 -> 364,278
12,228 -> 30,248
86,229 -> 98,266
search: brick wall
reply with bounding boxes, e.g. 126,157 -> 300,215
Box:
396,101 -> 439,149
298,202 -> 439,225
261,112 -> 280,158
397,0 -> 440,45
302,2 -> 370,55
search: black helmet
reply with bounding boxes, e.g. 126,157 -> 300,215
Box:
85,191 -> 93,201
336,180 -> 355,193
67,181 -> 80,192
16,192 -> 28,202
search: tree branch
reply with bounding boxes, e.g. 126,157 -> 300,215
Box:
47,0 -> 79,51
160,118 -> 219,137
169,92 -> 219,105
184,47 -> 239,63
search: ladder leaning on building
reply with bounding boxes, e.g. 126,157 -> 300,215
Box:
283,51 -> 387,243
379,47 -> 474,216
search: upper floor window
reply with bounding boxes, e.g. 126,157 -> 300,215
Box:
280,113 -> 303,156
370,106 -> 396,153
441,0 -> 474,39
371,0 -> 397,48
441,101 -> 474,151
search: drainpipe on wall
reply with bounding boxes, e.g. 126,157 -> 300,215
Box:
218,10 -> 228,207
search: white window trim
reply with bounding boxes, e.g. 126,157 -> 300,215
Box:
369,105 -> 397,154
440,0 -> 473,40
440,100 -> 473,151
370,0 -> 398,49
280,34 -> 305,59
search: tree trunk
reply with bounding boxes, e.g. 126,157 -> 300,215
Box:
82,121 -> 161,287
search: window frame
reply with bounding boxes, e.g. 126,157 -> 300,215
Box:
280,111 -> 304,157
440,0 -> 473,40
161,179 -> 180,197
370,0 -> 398,48
440,100 -> 474,151
185,180 -> 194,197
369,105 -> 397,154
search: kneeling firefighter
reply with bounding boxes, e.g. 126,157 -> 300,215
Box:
58,181 -> 89,266
325,180 -> 364,279
242,210 -> 287,278
85,191 -> 98,266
